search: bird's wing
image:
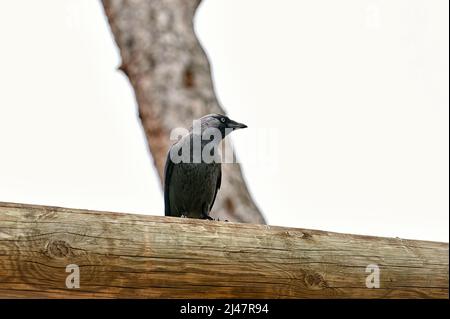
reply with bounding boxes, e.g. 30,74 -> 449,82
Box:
209,164 -> 222,212
164,147 -> 174,216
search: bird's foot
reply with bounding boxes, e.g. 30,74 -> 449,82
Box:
207,217 -> 229,222
201,213 -> 214,220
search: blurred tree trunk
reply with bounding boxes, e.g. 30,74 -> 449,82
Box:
101,0 -> 265,224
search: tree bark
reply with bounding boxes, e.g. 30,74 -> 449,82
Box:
0,202 -> 448,298
101,0 -> 265,224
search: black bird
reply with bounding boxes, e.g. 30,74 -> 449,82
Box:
164,114 -> 247,219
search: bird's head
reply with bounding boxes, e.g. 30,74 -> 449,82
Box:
197,113 -> 247,138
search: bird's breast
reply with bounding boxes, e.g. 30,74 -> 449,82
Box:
168,162 -> 221,216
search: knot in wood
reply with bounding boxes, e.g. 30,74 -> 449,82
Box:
300,231 -> 313,240
304,272 -> 327,289
46,240 -> 71,258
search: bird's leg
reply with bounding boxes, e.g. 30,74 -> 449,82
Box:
201,203 -> 214,220
201,213 -> 214,220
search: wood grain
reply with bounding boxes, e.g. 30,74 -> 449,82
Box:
0,202 -> 448,298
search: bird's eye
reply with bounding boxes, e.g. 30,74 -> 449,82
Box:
220,117 -> 226,123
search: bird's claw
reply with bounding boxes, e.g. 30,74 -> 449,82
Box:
201,213 -> 214,220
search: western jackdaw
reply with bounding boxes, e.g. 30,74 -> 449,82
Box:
164,114 -> 247,219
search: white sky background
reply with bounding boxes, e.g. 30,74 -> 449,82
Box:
0,0 -> 448,242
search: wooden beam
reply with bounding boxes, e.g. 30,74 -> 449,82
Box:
0,202 -> 447,298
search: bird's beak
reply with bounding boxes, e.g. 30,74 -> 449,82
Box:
227,119 -> 248,130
